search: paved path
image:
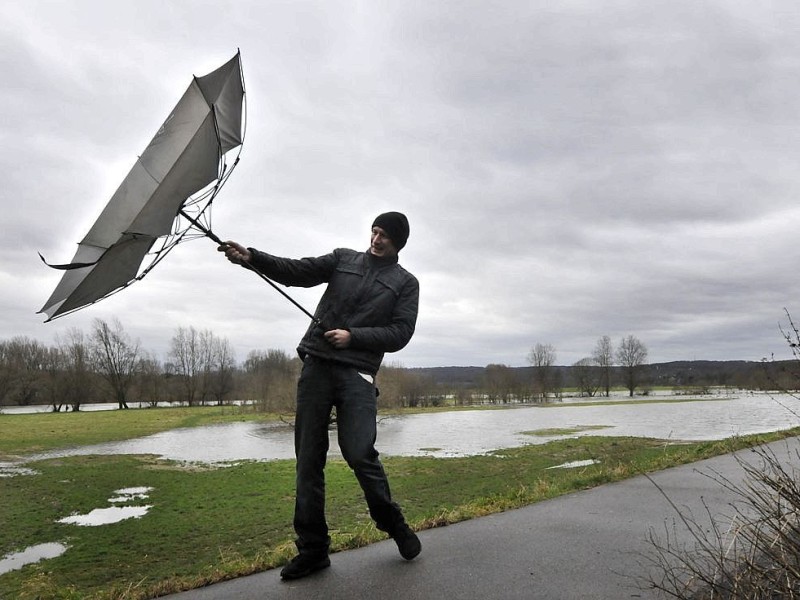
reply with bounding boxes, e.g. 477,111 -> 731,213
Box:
163,437 -> 800,600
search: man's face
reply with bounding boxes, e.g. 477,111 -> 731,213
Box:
369,226 -> 398,258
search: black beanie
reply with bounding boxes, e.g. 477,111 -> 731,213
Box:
372,212 -> 410,251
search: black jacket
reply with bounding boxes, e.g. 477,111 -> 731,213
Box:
249,247 -> 419,374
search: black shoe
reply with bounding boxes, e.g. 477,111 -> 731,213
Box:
280,553 -> 331,580
392,523 -> 421,560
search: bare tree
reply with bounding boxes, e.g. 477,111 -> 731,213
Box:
527,343 -> 558,402
0,337 -> 48,406
378,364 -> 431,408
91,318 -> 140,409
0,340 -> 14,405
198,329 -> 215,405
169,326 -> 202,406
42,345 -> 67,412
206,334 -> 237,405
592,335 -> 614,397
572,357 -> 601,397
58,328 -> 94,411
616,335 -> 648,397
243,349 -> 299,412
777,308 -> 800,397
137,351 -> 166,407
481,364 -> 517,404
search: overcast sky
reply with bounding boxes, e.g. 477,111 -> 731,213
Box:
2,0 -> 800,368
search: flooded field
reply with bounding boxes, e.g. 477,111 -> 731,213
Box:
2,391 -> 798,576
4,392 -> 798,466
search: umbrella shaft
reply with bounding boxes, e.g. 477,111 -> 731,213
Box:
179,209 -> 223,244
179,209 -> 325,330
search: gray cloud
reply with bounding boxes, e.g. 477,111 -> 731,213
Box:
2,0 -> 799,368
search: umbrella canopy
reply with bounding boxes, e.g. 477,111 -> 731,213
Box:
39,52 -> 245,321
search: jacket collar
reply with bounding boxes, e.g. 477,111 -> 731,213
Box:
365,249 -> 399,267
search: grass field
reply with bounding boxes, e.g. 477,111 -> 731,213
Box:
1,405 -> 796,599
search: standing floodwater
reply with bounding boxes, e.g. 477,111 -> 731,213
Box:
4,393 -> 798,466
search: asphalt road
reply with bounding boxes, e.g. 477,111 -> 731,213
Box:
162,437 -> 800,600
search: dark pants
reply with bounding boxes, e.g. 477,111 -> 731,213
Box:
293,356 -> 405,556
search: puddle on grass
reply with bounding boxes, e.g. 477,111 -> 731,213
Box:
0,463 -> 38,477
547,459 -> 600,469
109,486 -> 153,503
1,487 -> 156,574
58,505 -> 152,526
0,543 -> 68,575
57,486 -> 154,526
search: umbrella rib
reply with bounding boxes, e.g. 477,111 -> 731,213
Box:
40,52 -> 247,321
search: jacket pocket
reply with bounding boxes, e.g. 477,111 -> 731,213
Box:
335,263 -> 363,277
374,273 -> 402,298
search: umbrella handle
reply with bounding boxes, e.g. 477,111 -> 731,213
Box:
179,209 -> 325,330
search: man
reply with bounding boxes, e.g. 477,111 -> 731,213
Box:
219,211 -> 421,580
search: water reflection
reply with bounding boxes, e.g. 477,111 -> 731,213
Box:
57,486 -> 155,526
0,465 -> 38,478
58,506 -> 152,526
0,543 -> 67,575
548,459 -> 600,469
109,487 -> 154,503
6,393 -> 798,466
0,487 -> 156,575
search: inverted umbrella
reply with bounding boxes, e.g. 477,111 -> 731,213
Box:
39,52 -> 246,321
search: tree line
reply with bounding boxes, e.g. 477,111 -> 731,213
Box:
526,334 -> 649,400
0,319 -> 295,412
0,321 -> 791,413
474,334 -> 647,404
0,319 -> 438,412
430,333 -> 792,404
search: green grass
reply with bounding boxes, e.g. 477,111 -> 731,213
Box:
1,407 -> 798,599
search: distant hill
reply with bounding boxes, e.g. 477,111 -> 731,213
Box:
407,360 -> 774,389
